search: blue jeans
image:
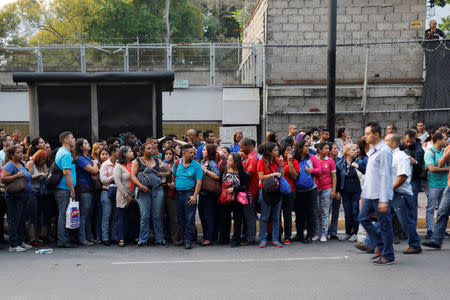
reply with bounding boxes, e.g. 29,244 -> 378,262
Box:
281,191 -> 295,240
137,187 -> 165,243
93,190 -> 102,240
242,194 -> 257,242
5,194 -> 28,247
431,186 -> 450,246
410,178 -> 421,206
392,192 -> 421,250
101,190 -> 114,242
364,221 -> 380,246
426,186 -> 445,232
259,192 -> 282,242
328,197 -> 340,237
27,190 -> 41,236
175,189 -> 197,242
78,192 -> 94,242
342,191 -> 360,235
359,199 -> 395,261
198,192 -> 217,241
316,189 -> 332,237
54,189 -> 71,246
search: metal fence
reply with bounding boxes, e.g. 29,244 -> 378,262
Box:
0,43 -> 260,86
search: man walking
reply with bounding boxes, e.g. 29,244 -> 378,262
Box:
359,122 -> 395,265
403,130 -> 425,208
385,134 -> 421,254
173,144 -> 203,249
55,131 -> 77,248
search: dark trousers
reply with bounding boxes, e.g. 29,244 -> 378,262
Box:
280,191 -> 295,240
242,194 -> 257,242
198,192 -> 217,241
117,206 -> 138,241
359,199 -> 395,261
342,191 -> 360,235
5,194 -> 29,247
295,189 -> 317,239
0,191 -> 8,242
218,201 -> 244,243
175,189 -> 197,243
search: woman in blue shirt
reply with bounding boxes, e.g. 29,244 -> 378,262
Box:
1,145 -> 33,252
229,131 -> 243,153
75,139 -> 99,246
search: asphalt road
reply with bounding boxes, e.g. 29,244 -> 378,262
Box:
1,238 -> 449,300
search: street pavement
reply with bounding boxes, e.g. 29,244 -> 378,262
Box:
1,236 -> 449,300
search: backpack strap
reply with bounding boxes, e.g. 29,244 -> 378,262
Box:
173,158 -> 180,178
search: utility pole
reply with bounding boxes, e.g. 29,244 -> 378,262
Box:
327,0 -> 337,140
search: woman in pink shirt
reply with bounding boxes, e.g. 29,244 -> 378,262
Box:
312,142 -> 337,242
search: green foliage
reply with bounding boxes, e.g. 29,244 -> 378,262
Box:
429,0 -> 450,7
170,0 -> 205,43
439,16 -> 450,35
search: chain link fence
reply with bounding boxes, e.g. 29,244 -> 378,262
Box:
264,39 -> 450,136
0,43 -> 258,87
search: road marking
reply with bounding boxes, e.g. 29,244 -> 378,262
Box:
112,256 -> 350,265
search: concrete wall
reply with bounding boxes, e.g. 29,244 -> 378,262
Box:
267,84 -> 423,138
264,0 -> 427,84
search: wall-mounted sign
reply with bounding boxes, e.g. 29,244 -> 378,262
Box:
173,80 -> 189,88
410,21 -> 423,28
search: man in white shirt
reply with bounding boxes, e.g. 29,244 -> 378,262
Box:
359,122 -> 395,265
385,134 -> 422,254
416,121 -> 429,144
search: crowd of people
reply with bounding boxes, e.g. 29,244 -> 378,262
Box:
0,121 -> 449,265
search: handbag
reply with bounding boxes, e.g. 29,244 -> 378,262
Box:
5,163 -> 28,194
201,173 -> 221,194
218,182 -> 233,205
237,191 -> 251,205
262,161 -> 281,193
279,177 -> 291,195
295,159 -> 314,190
108,182 -> 117,199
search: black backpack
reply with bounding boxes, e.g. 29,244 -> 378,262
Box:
45,161 -> 63,192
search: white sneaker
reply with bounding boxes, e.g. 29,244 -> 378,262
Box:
9,246 -> 26,252
320,236 -> 327,242
312,235 -> 320,241
348,235 -> 358,242
21,243 -> 32,250
339,234 -> 350,241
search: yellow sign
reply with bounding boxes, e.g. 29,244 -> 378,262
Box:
411,21 -> 423,28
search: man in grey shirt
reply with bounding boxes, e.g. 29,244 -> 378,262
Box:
359,122 -> 395,265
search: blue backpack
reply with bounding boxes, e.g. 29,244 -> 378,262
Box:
279,177 -> 291,195
295,159 -> 314,190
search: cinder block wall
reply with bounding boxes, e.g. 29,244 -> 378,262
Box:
265,0 -> 426,83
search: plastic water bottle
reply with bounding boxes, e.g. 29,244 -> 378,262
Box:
36,249 -> 53,254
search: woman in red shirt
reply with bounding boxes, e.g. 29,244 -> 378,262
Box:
257,142 -> 284,248
279,142 -> 299,244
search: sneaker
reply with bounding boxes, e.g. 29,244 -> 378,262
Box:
21,242 -> 32,250
421,241 -> 441,249
81,240 -> 93,246
320,236 -> 327,242
371,250 -> 382,261
372,257 -> 395,265
258,241 -> 267,248
312,235 -> 320,241
155,241 -> 169,248
424,230 -> 433,240
9,246 -> 27,252
339,234 -> 350,241
283,239 -> 292,245
348,235 -> 357,242
272,241 -> 283,248
136,241 -> 146,248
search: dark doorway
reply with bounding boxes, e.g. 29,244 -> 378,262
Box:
97,85 -> 154,141
37,85 -> 91,147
